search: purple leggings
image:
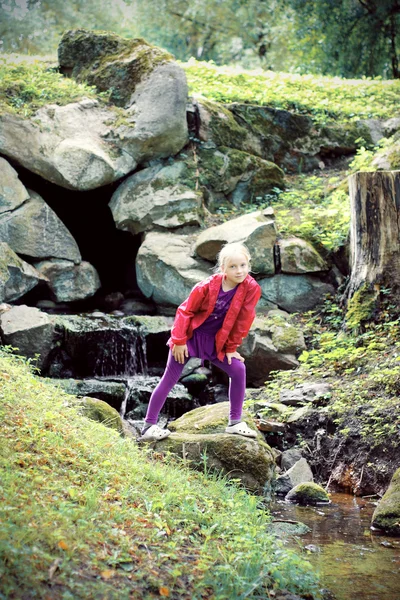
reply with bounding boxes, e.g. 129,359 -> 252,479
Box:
144,351 -> 246,424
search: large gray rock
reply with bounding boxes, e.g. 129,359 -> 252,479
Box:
279,237 -> 328,273
0,157 -> 29,214
109,162 -> 202,234
275,457 -> 314,496
0,305 -> 55,371
136,232 -> 212,306
258,274 -> 334,313
0,189 -> 81,263
239,314 -> 305,386
280,383 -> 332,406
194,210 -> 277,275
34,259 -> 101,302
157,402 -> 275,495
0,242 -> 47,303
0,32 -> 188,191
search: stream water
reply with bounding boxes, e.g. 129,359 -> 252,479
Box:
271,493 -> 400,600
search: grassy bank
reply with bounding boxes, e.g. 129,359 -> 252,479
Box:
0,348 -> 320,600
182,59 -> 400,124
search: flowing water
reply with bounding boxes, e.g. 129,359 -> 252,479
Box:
271,493 -> 400,600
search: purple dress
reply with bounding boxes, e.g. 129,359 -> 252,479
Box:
186,284 -> 237,362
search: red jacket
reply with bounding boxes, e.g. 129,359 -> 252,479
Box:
168,273 -> 261,362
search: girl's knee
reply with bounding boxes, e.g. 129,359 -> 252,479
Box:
231,358 -> 246,377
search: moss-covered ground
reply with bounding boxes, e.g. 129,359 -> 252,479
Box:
0,348 -> 320,599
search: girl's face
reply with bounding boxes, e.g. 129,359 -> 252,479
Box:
223,253 -> 249,287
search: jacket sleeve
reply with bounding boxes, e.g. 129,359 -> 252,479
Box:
224,283 -> 261,353
170,282 -> 208,345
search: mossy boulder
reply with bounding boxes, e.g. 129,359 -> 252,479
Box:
58,29 -> 173,107
197,146 -> 284,208
51,378 -> 126,411
158,402 -> 274,495
372,467 -> 400,535
33,259 -> 101,303
258,274 -> 334,313
285,482 -> 330,505
77,396 -> 124,434
279,237 -> 328,274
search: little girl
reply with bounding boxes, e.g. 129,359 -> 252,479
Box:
140,242 -> 261,441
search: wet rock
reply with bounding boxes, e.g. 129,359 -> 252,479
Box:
0,242 -> 48,303
281,448 -> 304,471
194,210 -> 277,275
0,305 -> 56,372
76,396 -> 124,434
279,237 -> 328,273
120,298 -> 156,316
372,467 -> 400,535
136,231 -> 211,306
267,520 -> 311,537
157,402 -> 274,495
180,372 -> 209,396
110,162 -> 202,234
0,189 -> 81,263
280,383 -> 332,406
285,482 -> 330,505
258,274 -> 334,313
33,259 -> 101,302
124,375 -> 196,420
51,378 -> 126,411
275,457 -> 314,496
0,157 -> 29,214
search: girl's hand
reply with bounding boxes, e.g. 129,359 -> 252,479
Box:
172,344 -> 189,364
226,351 -> 245,365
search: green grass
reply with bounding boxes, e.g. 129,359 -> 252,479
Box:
0,348 -> 320,600
182,59 -> 400,124
0,58 -> 101,117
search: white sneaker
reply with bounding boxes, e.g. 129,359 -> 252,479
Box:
139,424 -> 171,442
225,422 -> 257,439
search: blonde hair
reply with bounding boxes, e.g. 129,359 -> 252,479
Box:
216,242 -> 251,272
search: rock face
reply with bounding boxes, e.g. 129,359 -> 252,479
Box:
239,313 -> 305,386
279,237 -> 328,273
33,259 -> 101,302
136,232 -> 212,306
197,146 -> 284,209
194,210 -> 277,275
157,402 -> 275,495
0,157 -> 29,214
258,274 -> 334,313
372,467 -> 400,535
0,242 -> 47,303
0,31 -> 188,191
0,305 -> 55,371
0,189 -> 81,263
109,162 -> 202,234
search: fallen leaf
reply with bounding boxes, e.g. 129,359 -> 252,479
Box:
57,540 -> 68,550
159,587 -> 170,597
101,569 -> 115,580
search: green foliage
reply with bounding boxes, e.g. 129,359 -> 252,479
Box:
0,348 -> 320,599
261,296 -> 400,448
0,58 -> 101,116
183,59 -> 400,124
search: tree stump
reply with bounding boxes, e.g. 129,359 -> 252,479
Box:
348,170 -> 400,300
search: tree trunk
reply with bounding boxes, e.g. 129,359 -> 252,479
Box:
347,170 -> 400,300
